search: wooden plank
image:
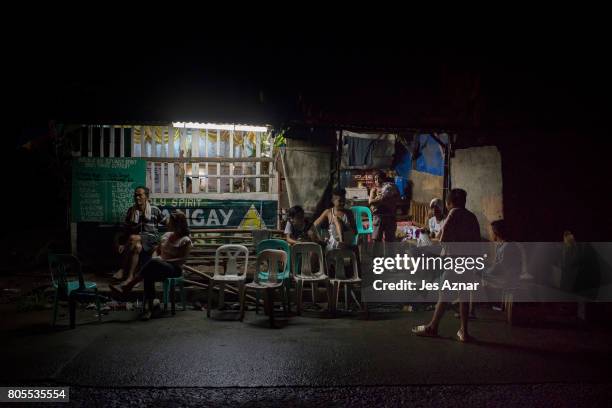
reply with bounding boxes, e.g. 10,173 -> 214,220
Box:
99,125 -> 105,157
168,159 -> 175,193
167,126 -> 174,158
229,129 -> 234,193
109,126 -> 115,157
186,174 -> 272,179
216,130 -> 221,193
148,161 -> 154,193
180,128 -> 186,193
143,157 -> 273,163
192,128 -> 199,157
120,126 -> 125,157
269,142 -> 274,193
190,228 -> 284,234
140,125 -> 146,158
87,125 -> 93,157
256,132 -> 261,192
131,126 -> 137,157
192,129 -> 199,194
152,126 -> 158,158
204,129 -> 209,193
160,162 -> 165,194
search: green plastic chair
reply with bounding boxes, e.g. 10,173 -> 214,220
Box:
351,206 -> 374,245
162,276 -> 186,315
256,239 -> 291,313
48,253 -> 101,328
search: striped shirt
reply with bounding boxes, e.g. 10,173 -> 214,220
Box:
124,205 -> 165,234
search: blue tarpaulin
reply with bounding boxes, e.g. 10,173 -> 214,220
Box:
395,134 -> 447,178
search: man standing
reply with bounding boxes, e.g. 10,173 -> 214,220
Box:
114,186 -> 166,283
369,170 -> 400,242
412,188 -> 481,342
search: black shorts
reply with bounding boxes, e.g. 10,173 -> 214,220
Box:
139,233 -> 161,254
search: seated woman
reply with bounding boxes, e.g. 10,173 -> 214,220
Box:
110,211 -> 192,320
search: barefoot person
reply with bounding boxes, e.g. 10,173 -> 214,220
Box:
114,186 -> 166,283
412,188 -> 481,342
111,211 -> 192,320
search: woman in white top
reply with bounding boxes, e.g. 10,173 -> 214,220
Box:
428,198 -> 446,239
111,211 -> 193,320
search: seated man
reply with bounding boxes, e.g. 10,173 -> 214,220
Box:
111,211 -> 192,320
114,186 -> 166,284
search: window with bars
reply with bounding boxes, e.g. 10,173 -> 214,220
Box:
76,124 -> 276,196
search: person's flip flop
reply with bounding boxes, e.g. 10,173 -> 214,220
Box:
412,325 -> 438,337
456,330 -> 474,343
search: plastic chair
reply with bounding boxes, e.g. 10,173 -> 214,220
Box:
163,275 -> 186,315
291,242 -> 330,315
240,249 -> 288,327
326,249 -> 364,316
256,239 -> 291,313
207,245 -> 249,318
48,253 -> 101,328
351,206 -> 373,245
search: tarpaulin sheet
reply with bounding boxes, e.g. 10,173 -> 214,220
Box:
281,139 -> 333,214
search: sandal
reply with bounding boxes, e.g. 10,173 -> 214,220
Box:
456,330 -> 474,343
412,325 -> 438,337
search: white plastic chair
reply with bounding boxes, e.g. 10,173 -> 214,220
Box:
240,249 -> 287,327
207,244 -> 249,318
326,249 -> 363,316
291,242 -> 330,315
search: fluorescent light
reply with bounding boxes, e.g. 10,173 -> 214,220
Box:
172,122 -> 267,132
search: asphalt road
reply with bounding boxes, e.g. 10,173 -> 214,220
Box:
1,307 -> 611,406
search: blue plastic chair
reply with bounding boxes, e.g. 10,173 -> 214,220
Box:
48,253 -> 101,328
350,206 -> 374,245
256,239 -> 291,313
162,276 -> 186,315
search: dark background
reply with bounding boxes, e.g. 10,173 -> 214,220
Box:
5,25 -> 612,247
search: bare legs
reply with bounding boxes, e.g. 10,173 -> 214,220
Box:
414,293 -> 471,340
